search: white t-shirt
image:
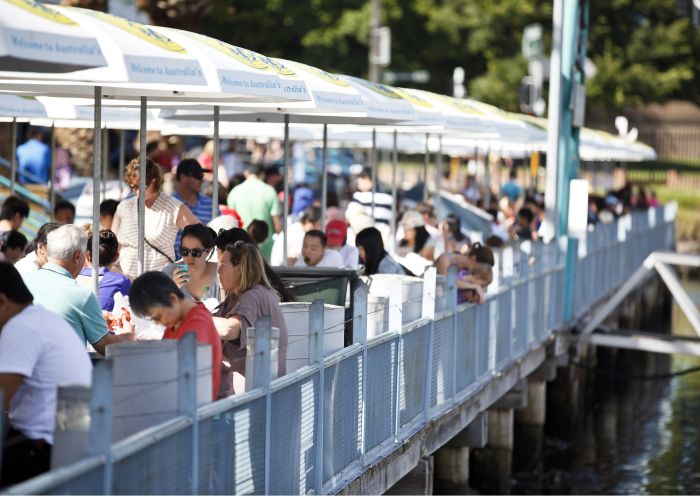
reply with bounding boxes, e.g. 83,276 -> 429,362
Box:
0,305 -> 93,443
14,251 -> 39,275
334,244 -> 359,268
270,221 -> 306,266
294,248 -> 344,268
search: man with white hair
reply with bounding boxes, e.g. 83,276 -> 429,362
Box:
22,225 -> 133,355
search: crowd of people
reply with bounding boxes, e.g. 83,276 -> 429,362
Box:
0,135 -> 662,487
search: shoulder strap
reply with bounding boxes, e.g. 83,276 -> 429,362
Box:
144,238 -> 174,264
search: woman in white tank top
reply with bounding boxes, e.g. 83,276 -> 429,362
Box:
112,158 -> 200,279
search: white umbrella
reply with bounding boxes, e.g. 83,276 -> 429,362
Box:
0,0 -> 106,77
0,5 -> 309,104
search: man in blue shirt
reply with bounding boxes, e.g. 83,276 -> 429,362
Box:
22,224 -> 134,355
500,170 -> 523,203
172,159 -> 217,257
16,128 -> 51,185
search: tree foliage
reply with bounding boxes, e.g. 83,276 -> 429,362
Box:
136,0 -> 700,113
587,0 -> 700,111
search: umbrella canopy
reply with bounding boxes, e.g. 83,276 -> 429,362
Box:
0,4 -> 307,103
150,29 -> 310,103
157,62 -> 423,126
0,0 -> 106,76
339,75 -> 416,123
401,88 -> 499,139
0,94 -> 48,120
157,58 -> 381,124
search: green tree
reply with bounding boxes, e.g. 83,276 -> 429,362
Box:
135,0 -> 700,112
587,0 -> 700,111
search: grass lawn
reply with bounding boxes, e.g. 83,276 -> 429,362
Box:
654,186 -> 700,241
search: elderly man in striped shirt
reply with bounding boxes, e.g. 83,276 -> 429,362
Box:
173,159 -> 219,258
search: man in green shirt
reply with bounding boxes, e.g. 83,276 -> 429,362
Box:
227,163 -> 282,260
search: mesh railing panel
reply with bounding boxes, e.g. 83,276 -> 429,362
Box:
37,464 -> 106,495
112,424 -> 193,495
476,302 -> 492,379
534,274 -> 547,341
364,338 -> 398,453
430,315 -> 455,409
512,282 -> 528,357
398,324 -> 429,428
269,373 -> 319,495
323,352 -> 362,484
495,291 -> 511,368
455,306 -> 477,393
198,397 -> 266,495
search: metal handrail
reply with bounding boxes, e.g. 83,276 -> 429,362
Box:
0,156 -> 51,212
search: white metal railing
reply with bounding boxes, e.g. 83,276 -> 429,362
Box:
4,204 -> 676,496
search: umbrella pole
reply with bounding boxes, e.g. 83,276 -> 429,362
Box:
321,123 -> 328,226
492,145 -> 499,202
391,129 -> 398,246
435,135 -> 443,202
371,128 -> 377,219
482,144 -> 491,208
423,133 -> 430,203
138,97 -> 147,276
50,122 -> 56,221
282,114 -> 290,264
101,127 -> 108,201
212,106 -> 220,220
10,117 -> 16,195
118,129 -> 125,198
92,87 -> 102,296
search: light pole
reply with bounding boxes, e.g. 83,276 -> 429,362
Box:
368,0 -> 382,82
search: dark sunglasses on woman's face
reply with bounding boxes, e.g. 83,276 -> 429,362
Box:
181,247 -> 207,258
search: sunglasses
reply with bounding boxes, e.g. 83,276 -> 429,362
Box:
181,247 -> 208,258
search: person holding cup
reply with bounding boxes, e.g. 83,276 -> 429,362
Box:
162,223 -> 220,303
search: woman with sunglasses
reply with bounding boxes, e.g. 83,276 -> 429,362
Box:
162,224 -> 220,303
213,241 -> 288,397
112,158 -> 200,278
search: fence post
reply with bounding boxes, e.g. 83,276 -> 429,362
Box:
423,269 -> 440,421
520,242 -> 531,346
422,267 -> 437,321
352,284 -> 369,467
562,236 -> 579,323
352,284 -> 368,345
388,278 -> 403,333
177,332 -> 198,495
89,360 -> 113,495
251,316 -> 272,495
308,300 -> 325,495
446,265 -> 458,403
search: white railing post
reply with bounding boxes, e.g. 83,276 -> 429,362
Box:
89,360 -> 113,494
352,285 -> 369,467
519,242 -> 531,346
250,316 -> 272,494
423,269 -> 439,420
177,332 -> 198,495
353,284 -> 368,345
308,299 -> 325,495
422,267 -> 437,321
388,279 -> 403,333
446,265 -> 458,403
